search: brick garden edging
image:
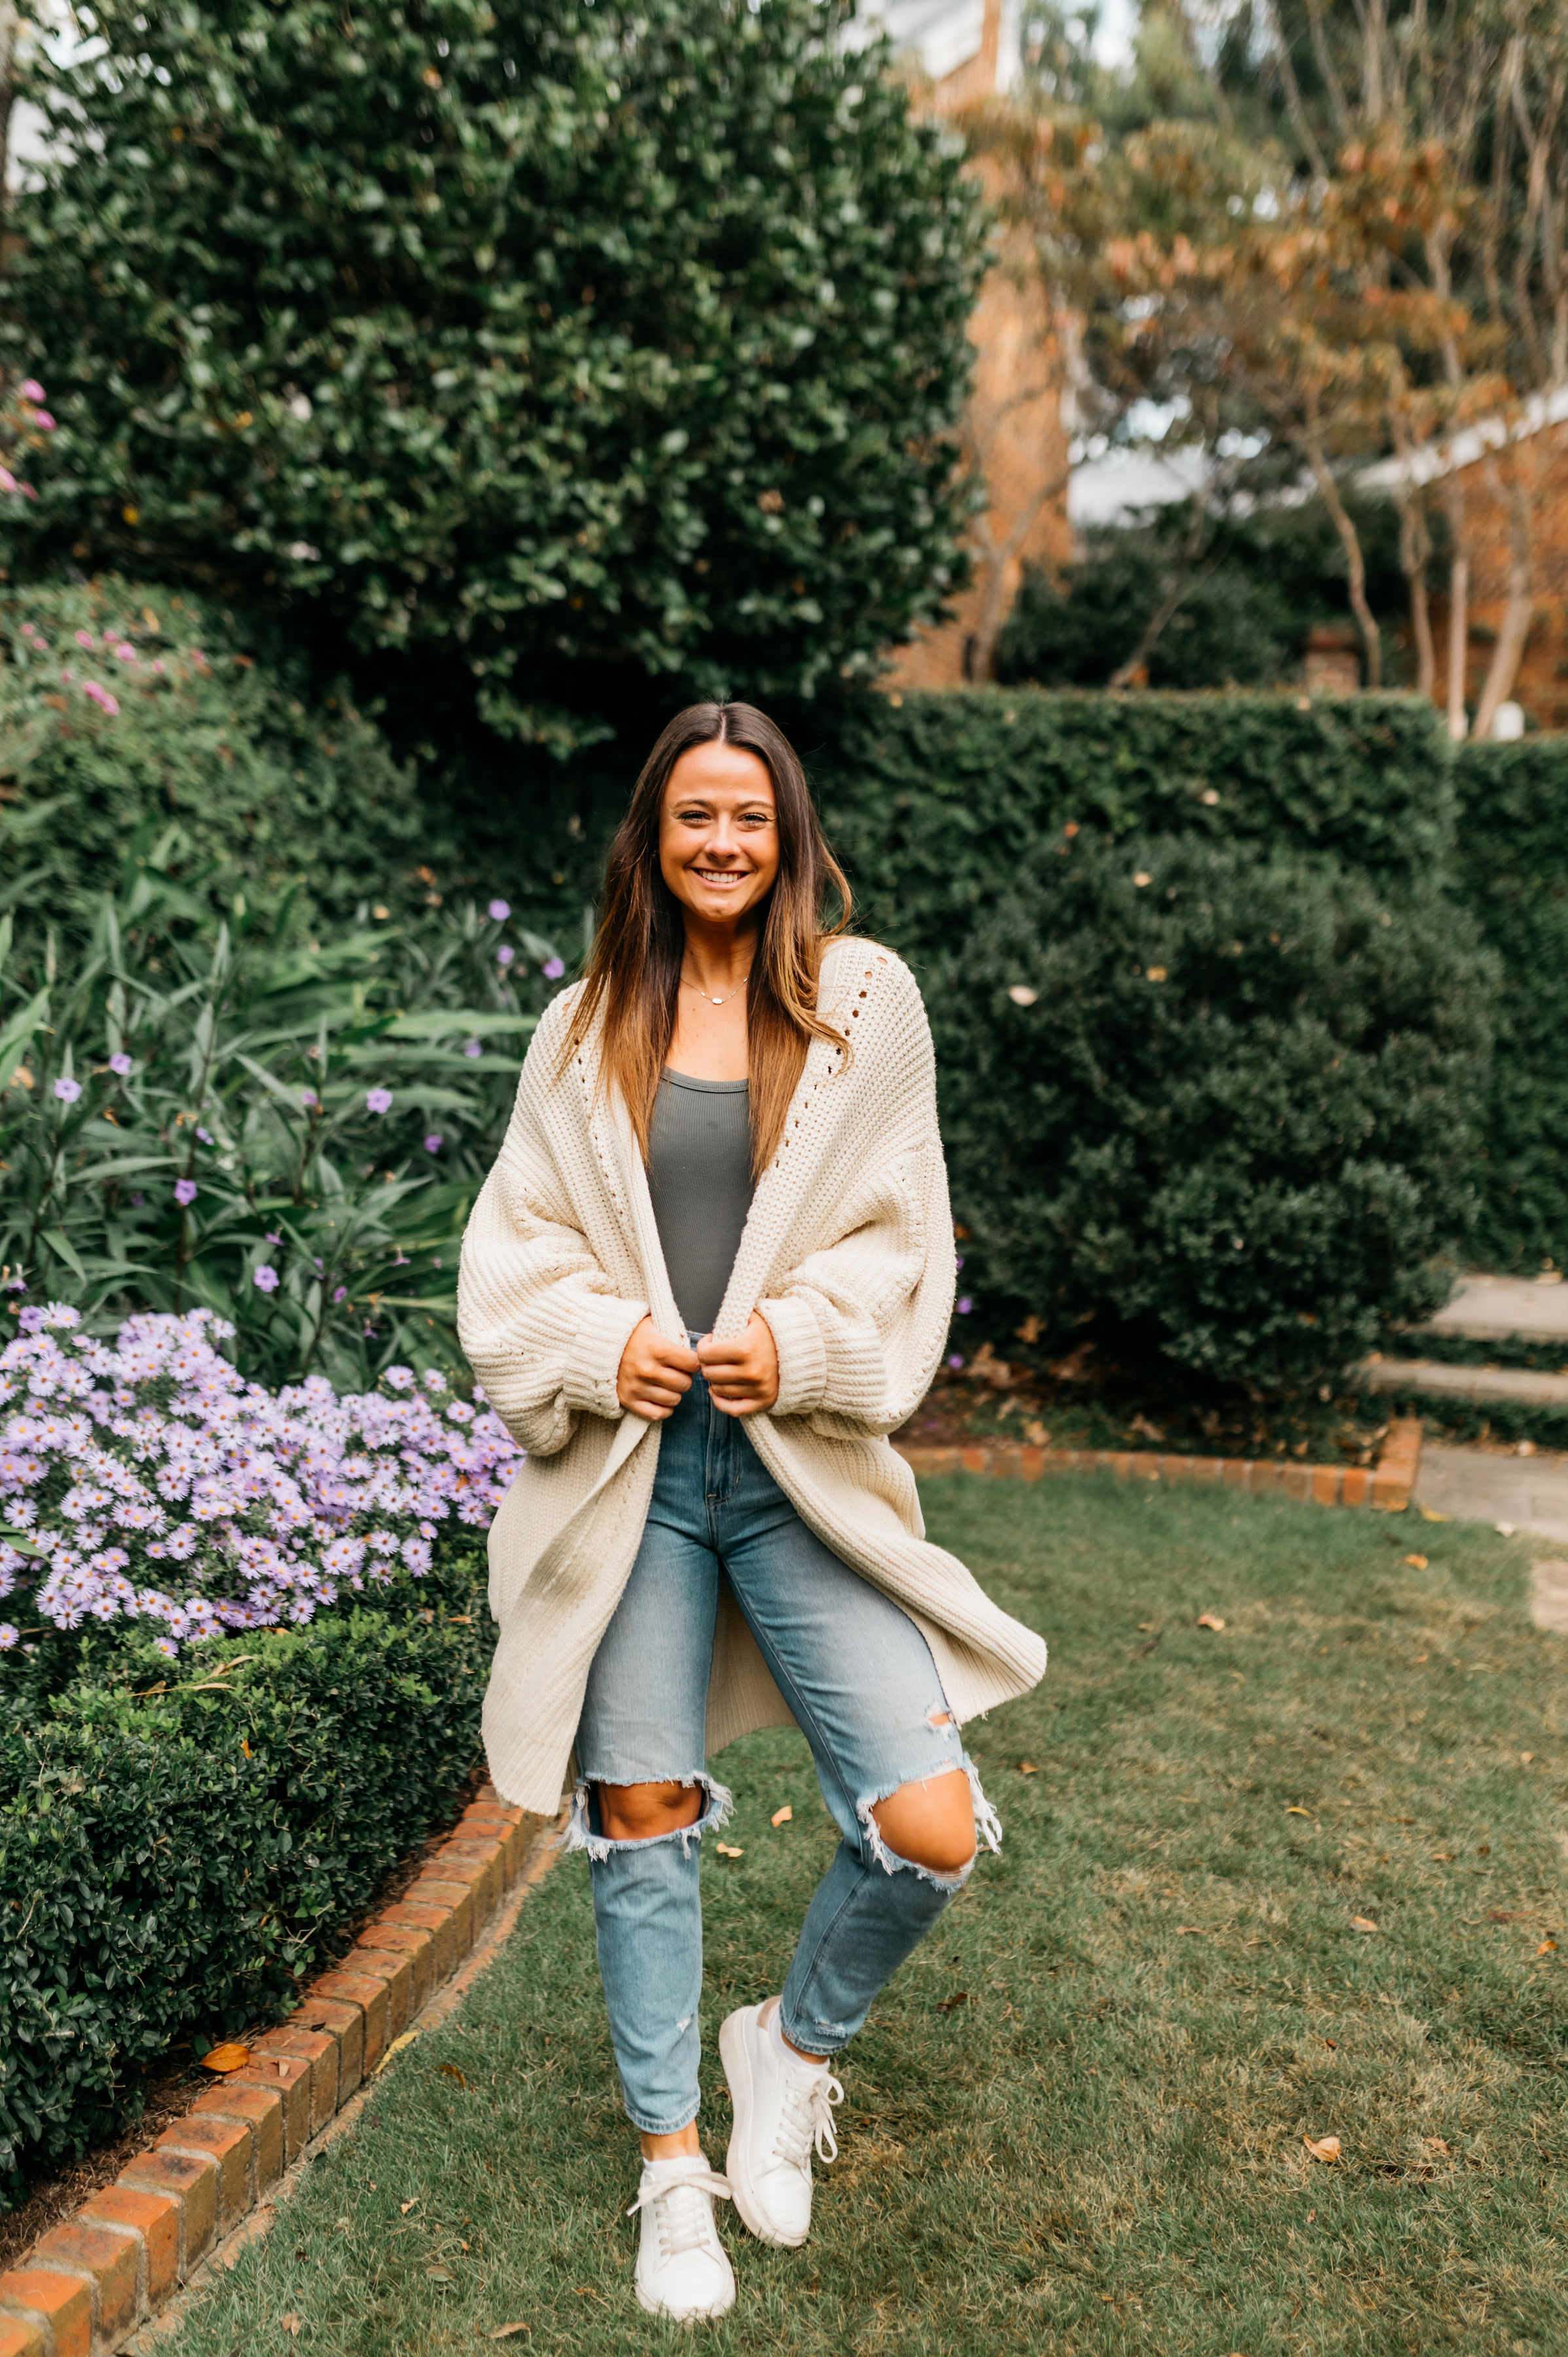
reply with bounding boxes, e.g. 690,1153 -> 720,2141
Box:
0,1789 -> 557,2357
894,1414 -> 1423,1512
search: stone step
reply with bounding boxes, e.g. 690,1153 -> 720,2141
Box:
1358,1356 -> 1568,1408
1414,1441 -> 1568,1545
1417,1271 -> 1568,1343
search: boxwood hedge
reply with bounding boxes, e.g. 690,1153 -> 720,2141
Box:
0,1553 -> 489,2208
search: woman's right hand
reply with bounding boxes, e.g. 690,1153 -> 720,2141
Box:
616,1316 -> 700,1421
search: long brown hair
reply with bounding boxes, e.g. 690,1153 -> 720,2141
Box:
564,702 -> 851,1176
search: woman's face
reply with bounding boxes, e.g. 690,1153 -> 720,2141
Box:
659,741 -> 780,931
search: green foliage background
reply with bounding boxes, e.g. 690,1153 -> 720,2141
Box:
1,0 -> 984,756
0,1558 -> 488,2202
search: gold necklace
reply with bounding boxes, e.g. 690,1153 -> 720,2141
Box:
682,966 -> 752,1008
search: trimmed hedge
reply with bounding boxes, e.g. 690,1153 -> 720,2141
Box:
0,1556 -> 488,2205
809,687 -> 1457,959
935,833 -> 1495,1391
1451,739 -> 1568,1273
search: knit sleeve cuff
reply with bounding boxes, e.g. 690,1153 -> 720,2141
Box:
561,1292 -> 649,1421
759,1294 -> 828,1421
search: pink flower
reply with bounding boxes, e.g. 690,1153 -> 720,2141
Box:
173,1178 -> 197,1207
53,1076 -> 82,1103
0,467 -> 16,493
20,380 -> 43,401
31,411 -> 54,430
75,629 -> 95,648
496,943 -> 515,967
947,1352 -> 964,1370
488,898 -> 510,921
956,1296 -> 972,1315
253,1266 -> 280,1293
82,681 -> 120,716
110,1053 -> 132,1077
542,957 -> 566,979
113,642 -> 137,662
365,1087 -> 392,1116
424,1133 -> 443,1153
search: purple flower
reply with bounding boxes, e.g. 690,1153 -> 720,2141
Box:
0,1624 -> 16,1649
496,943 -> 515,968
153,1635 -> 179,1658
173,1178 -> 198,1207
365,1087 -> 393,1116
488,898 -> 511,921
947,1352 -> 965,1371
956,1296 -> 972,1316
109,1053 -> 132,1077
301,1088 -> 319,1109
424,1133 -> 443,1154
196,1125 -> 213,1145
253,1265 -> 280,1293
52,1076 -> 82,1103
333,1285 -> 348,1303
265,1230 -> 282,1245
462,1039 -> 483,1059
955,1253 -> 965,1271
130,1192 -> 144,1207
542,957 -> 566,980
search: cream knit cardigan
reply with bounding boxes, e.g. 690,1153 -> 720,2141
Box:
457,936 -> 1048,1812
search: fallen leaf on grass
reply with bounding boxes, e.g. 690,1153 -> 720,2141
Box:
1404,1554 -> 1429,1569
401,2198 -> 420,2215
1419,1507 -> 1453,1523
1175,1925 -> 1206,1935
716,1842 -> 744,1857
1196,1612 -> 1226,1631
427,2267 -> 453,2282
1423,2137 -> 1451,2157
1537,1939 -> 1558,1955
771,1805 -> 793,1827
1304,2135 -> 1341,2163
375,2028 -> 419,2075
1487,1909 -> 1529,1922
280,2319 -> 302,2340
201,2042 -> 251,2074
1285,1806 -> 1312,1817
938,1990 -> 970,2011
1351,1916 -> 1379,1933
439,2063 -> 468,2089
1496,1522 -> 1516,1537
1017,1761 -> 1038,1774
491,2329 -> 532,2343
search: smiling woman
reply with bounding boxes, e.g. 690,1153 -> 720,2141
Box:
456,701 -> 1045,2321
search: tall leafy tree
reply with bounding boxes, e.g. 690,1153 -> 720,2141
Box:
0,0 -> 985,751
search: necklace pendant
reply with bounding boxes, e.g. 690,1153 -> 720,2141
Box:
710,995 -> 723,1004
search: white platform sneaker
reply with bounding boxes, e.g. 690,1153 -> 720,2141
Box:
720,2001 -> 844,2249
627,2155 -> 736,2321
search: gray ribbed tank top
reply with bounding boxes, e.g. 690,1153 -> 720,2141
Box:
647,1070 -> 754,1337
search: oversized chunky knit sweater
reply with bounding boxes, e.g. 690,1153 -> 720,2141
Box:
458,937 -> 1048,1812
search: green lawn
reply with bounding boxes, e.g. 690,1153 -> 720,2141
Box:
156,1475 -> 1567,2355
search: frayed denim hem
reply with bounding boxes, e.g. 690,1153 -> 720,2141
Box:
623,2098 -> 703,2136
852,1752 -> 1002,1891
559,1770 -> 735,1864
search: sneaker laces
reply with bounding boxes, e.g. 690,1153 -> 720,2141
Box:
627,2166 -> 733,2262
771,2068 -> 844,2172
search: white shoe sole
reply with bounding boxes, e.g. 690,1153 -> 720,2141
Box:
720,2005 -> 809,2250
634,2279 -> 735,2322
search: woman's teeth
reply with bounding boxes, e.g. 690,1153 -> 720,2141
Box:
695,869 -> 744,886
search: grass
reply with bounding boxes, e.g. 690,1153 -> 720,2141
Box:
153,1474 -> 1567,2356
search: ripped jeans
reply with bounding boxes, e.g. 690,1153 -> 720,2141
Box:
570,1353 -> 999,2135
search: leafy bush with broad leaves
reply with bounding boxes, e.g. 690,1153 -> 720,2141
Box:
0,875 -> 562,1388
0,576 -> 448,941
936,834 -> 1497,1391
3,0 -> 983,754
1,1565 -> 490,2204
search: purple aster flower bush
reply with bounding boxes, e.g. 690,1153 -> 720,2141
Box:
0,1305 -> 519,1669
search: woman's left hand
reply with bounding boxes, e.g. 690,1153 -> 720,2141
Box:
697,1313 -> 779,1417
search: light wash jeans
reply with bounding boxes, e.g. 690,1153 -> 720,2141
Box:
568,1352 -> 1000,2136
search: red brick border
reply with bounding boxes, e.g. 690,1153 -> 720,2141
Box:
894,1415 -> 1422,1512
0,1791 -> 558,2357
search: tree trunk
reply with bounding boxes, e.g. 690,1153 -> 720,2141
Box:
1395,486 -> 1436,700
1304,432 -> 1381,687
1472,460 -> 1536,742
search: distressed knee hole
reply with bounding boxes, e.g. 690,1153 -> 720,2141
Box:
560,1772 -> 733,1862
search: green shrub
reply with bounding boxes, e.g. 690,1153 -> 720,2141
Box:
4,0 -> 983,751
0,578 -> 447,938
1452,739 -> 1568,1273
0,873 -> 559,1387
0,1563 -> 488,2204
811,686 -> 1457,960
935,833 -> 1496,1391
